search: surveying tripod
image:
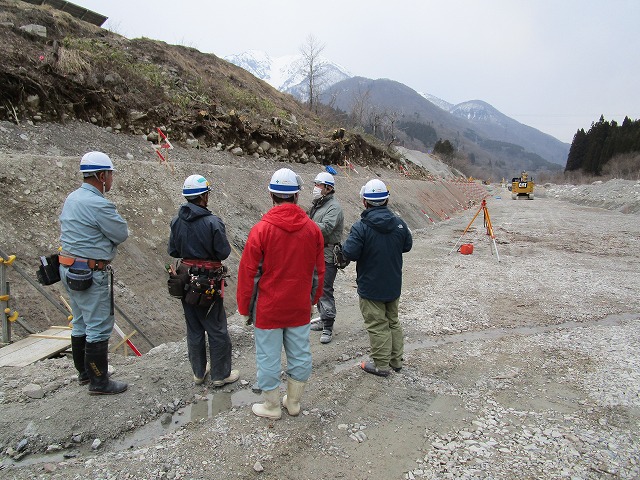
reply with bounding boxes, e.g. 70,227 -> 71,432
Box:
449,199 -> 500,262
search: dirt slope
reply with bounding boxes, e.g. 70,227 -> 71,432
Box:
0,119 -> 486,349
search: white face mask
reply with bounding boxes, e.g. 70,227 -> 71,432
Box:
312,186 -> 323,199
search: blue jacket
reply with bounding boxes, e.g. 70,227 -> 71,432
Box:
342,206 -> 412,302
168,202 -> 231,261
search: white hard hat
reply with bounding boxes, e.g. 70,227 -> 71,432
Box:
182,174 -> 211,198
80,151 -> 114,173
360,179 -> 389,203
314,171 -> 335,187
268,168 -> 302,196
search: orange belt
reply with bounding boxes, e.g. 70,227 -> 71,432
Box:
181,259 -> 222,270
58,254 -> 110,271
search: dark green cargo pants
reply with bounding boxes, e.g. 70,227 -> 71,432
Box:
359,297 -> 404,370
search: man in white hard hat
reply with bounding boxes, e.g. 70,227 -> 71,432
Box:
237,168 -> 325,420
168,174 -> 239,387
59,151 -> 129,395
308,171 -> 344,344
342,179 -> 412,377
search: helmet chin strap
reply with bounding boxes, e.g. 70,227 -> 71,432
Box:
93,172 -> 106,194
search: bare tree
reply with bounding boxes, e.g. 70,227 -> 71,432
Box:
382,109 -> 401,147
350,85 -> 371,129
299,35 -> 325,112
367,106 -> 383,138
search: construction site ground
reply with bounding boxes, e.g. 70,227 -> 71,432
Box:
0,120 -> 639,479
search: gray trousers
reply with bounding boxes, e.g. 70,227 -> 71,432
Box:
317,262 -> 338,329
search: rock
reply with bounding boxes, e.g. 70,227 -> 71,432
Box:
129,111 -> 147,122
259,141 -> 270,152
16,439 -> 28,452
26,95 -> 40,108
253,460 -> 264,472
22,383 -> 44,399
19,24 -> 46,37
160,413 -> 172,426
91,438 -> 102,450
231,147 -> 244,156
350,431 -> 367,443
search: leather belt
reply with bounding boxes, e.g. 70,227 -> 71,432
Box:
58,254 -> 111,271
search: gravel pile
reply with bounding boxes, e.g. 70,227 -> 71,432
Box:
542,179 -> 640,213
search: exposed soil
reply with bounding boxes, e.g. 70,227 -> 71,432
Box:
1,120 -> 639,479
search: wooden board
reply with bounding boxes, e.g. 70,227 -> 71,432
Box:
0,327 -> 71,367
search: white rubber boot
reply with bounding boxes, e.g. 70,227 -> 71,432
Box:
252,389 -> 281,419
282,378 -> 307,416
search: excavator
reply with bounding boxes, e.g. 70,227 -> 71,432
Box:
510,171 -> 534,200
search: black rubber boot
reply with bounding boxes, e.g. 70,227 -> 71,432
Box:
70,335 -> 89,385
85,340 -> 128,395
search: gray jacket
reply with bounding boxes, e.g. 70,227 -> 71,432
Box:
309,193 -> 344,263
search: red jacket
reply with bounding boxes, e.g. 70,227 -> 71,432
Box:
237,203 -> 325,329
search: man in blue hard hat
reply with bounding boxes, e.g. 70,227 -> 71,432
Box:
342,179 -> 412,377
237,168 -> 325,420
59,151 -> 129,395
308,171 -> 344,344
168,174 -> 239,388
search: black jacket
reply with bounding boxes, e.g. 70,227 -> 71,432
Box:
168,202 -> 231,261
342,206 -> 412,302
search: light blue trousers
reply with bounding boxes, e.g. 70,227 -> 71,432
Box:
254,324 -> 312,391
60,266 -> 114,343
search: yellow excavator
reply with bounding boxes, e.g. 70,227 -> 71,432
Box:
511,171 -> 534,200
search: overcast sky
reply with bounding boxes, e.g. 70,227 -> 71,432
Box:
72,0 -> 639,144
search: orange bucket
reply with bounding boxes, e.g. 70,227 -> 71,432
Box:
459,244 -> 474,255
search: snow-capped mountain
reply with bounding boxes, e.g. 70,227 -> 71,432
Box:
224,50 -> 351,99
418,92 -> 452,111
449,100 -> 503,123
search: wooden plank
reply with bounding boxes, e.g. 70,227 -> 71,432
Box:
0,327 -> 71,367
29,334 -> 73,340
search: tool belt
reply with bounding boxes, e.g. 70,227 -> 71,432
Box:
167,259 -> 229,307
59,254 -> 111,271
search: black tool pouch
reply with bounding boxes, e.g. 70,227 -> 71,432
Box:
66,260 -> 93,291
184,275 -> 219,308
167,267 -> 190,298
36,254 -> 61,285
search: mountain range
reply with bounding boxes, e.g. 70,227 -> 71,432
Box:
225,51 -> 569,177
